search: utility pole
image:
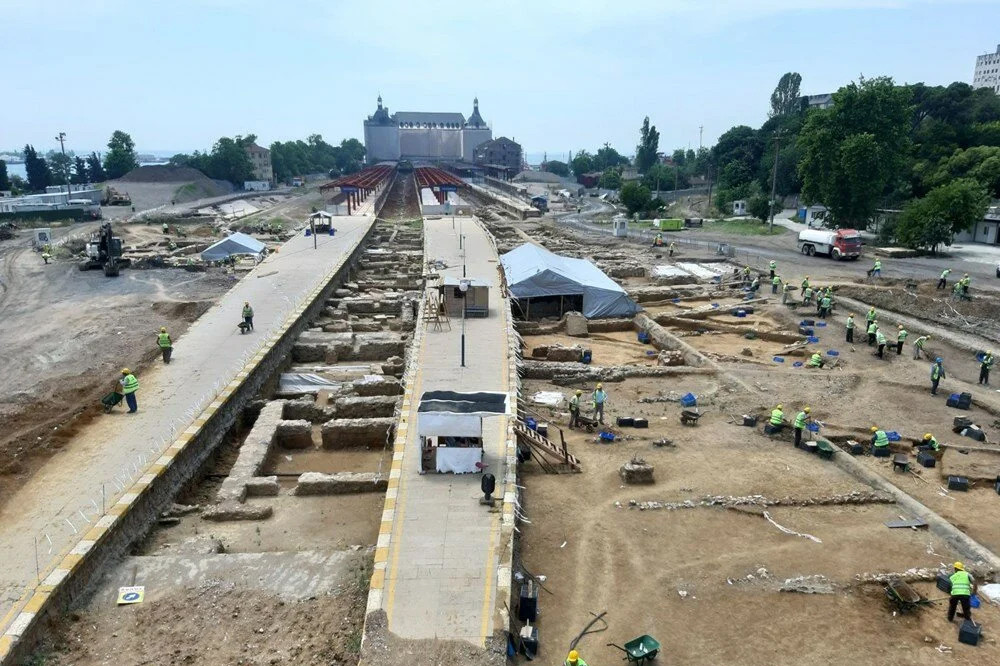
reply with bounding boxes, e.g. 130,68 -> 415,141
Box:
768,132 -> 782,233
699,126 -> 703,151
55,131 -> 69,198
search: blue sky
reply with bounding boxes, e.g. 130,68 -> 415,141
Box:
2,0 -> 998,161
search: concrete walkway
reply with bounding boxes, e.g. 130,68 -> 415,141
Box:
0,218 -> 374,623
380,217 -> 510,645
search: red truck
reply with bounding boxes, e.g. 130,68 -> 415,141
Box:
797,228 -> 862,260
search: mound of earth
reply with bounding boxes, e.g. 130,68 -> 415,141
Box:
118,165 -> 213,184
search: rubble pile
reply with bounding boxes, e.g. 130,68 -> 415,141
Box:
624,490 -> 894,511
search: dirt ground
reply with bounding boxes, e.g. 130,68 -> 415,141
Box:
0,226 -> 234,505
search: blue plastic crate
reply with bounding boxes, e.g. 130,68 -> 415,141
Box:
599,431 -> 615,441
735,310 -> 747,318
793,361 -> 804,367
806,422 -> 820,432
581,350 -> 592,364
525,417 -> 537,431
816,322 -> 827,328
646,350 -> 657,356
772,356 -> 785,363
711,303 -> 719,308
827,350 -> 840,356
637,331 -> 651,343
680,393 -> 697,407
808,336 -> 819,343
671,298 -> 681,304
886,431 -> 901,442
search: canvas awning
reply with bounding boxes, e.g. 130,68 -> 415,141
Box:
500,243 -> 639,318
200,231 -> 266,262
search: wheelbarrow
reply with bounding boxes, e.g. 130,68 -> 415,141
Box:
575,413 -> 601,433
680,408 -> 701,426
101,390 -> 124,413
608,634 -> 661,664
884,578 -> 937,614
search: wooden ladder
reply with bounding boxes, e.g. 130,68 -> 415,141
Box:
513,421 -> 581,473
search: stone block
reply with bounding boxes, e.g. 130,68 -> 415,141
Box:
322,320 -> 352,333
283,397 -> 334,423
321,417 -> 395,449
547,344 -> 586,362
356,339 -> 406,361
352,375 -> 403,397
565,311 -> 589,337
620,457 -> 655,484
351,320 -> 384,333
293,471 -> 388,495
334,395 -> 398,419
292,343 -> 331,363
275,419 -> 314,449
202,501 -> 273,522
245,476 -> 280,497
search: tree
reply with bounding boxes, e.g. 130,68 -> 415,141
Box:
23,144 -> 51,191
671,149 -> 686,165
0,160 -> 10,191
620,181 -> 651,216
896,179 -> 988,251
571,150 -> 595,175
598,168 -> 622,189
635,117 -> 660,173
594,143 -> 628,171
9,175 -> 27,194
747,194 -> 772,221
103,130 -> 139,179
770,72 -> 803,117
797,76 -> 911,227
86,152 -> 107,182
72,156 -> 89,184
49,151 -> 73,187
542,160 -> 569,177
207,136 -> 254,185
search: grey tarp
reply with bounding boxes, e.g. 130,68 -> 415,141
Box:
200,231 -> 266,262
500,243 -> 639,318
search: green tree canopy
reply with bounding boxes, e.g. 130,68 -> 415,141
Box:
598,168 -> 622,189
542,160 -> 569,177
0,160 -> 10,191
797,76 -> 911,227
770,72 -> 803,118
635,117 -> 660,173
594,143 -> 629,171
72,156 -> 89,184
896,178 -> 988,251
620,181 -> 651,216
103,130 -> 139,179
571,150 -> 595,175
86,152 -> 107,182
23,144 -> 51,191
48,151 -> 72,187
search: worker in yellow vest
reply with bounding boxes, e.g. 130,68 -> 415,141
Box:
793,407 -> 811,447
870,426 -> 889,452
895,325 -> 907,355
157,327 -> 173,364
568,390 -> 581,429
566,649 -> 588,666
768,260 -> 776,279
875,327 -> 887,359
119,368 -> 139,413
947,562 -> 976,623
807,352 -> 824,368
767,404 -> 785,434
979,351 -> 994,386
920,433 -> 940,453
668,241 -> 676,257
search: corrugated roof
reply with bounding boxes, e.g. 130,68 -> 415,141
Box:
394,112 -> 465,125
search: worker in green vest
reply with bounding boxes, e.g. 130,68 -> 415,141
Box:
818,294 -> 832,319
875,327 -> 887,358
937,268 -> 951,290
960,273 -> 971,298
743,265 -> 751,284
771,274 -> 781,294
793,407 -> 811,447
807,352 -> 824,368
947,562 -> 976,623
652,232 -> 663,247
868,258 -> 882,279
592,384 -> 607,424
802,286 -> 813,306
895,325 -> 907,355
870,426 -> 889,451
768,260 -> 776,279
157,326 -> 173,364
912,334 -> 931,360
119,368 -> 139,413
162,221 -> 169,235
750,277 -> 760,293
846,313 -> 855,344
867,319 -> 878,346
566,649 -> 588,666
931,357 -> 945,395
781,281 -> 790,304
669,241 -> 676,257
979,350 -> 994,386
768,404 -> 784,433
801,276 -> 810,292
242,301 -> 255,331
866,307 -> 876,326
920,433 -> 940,452
568,390 -> 581,429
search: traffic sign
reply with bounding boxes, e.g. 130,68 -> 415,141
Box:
117,585 -> 145,605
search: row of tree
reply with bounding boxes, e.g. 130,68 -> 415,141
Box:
268,136 -> 364,182
7,131 -> 137,193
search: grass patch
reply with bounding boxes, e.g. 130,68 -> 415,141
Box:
700,219 -> 787,236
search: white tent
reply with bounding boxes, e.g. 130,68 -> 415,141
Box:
500,243 -> 639,318
417,391 -> 509,473
200,232 -> 266,262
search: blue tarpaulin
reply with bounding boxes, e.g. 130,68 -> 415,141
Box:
500,243 -> 640,318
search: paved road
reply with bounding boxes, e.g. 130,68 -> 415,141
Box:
380,216 -> 509,646
0,217 -> 374,625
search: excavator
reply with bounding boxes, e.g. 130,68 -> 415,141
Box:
79,222 -> 125,276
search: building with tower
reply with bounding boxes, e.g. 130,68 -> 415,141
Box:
363,96 -> 493,163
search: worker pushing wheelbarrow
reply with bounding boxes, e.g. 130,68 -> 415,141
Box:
101,387 -> 124,413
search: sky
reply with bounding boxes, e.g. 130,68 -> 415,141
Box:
2,0 -> 999,162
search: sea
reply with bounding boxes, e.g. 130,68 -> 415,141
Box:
3,150 -> 177,183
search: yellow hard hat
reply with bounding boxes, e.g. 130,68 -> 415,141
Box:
870,426 -> 878,432
805,275 -> 810,278
121,368 -> 130,375
160,327 -> 167,333
776,404 -> 783,409
849,313 -> 854,317
897,325 -> 903,329
804,407 -> 811,413
596,383 -> 602,388
575,390 -> 582,395
954,562 -> 964,570
927,335 -> 932,339
244,300 -> 250,305
568,650 -> 579,662
923,433 -> 932,440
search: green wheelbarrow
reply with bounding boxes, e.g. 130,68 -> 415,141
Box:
608,635 -> 661,664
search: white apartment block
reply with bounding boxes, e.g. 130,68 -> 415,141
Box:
973,44 -> 1000,93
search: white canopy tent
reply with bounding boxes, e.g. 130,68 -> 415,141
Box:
200,231 -> 266,262
500,243 -> 639,319
417,390 -> 509,473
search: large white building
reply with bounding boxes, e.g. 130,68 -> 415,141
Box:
363,96 -> 492,163
973,45 -> 1000,93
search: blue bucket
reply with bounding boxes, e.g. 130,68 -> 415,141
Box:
711,303 -> 719,308
599,431 -> 615,442
971,594 -> 981,609
671,298 -> 681,304
886,431 -> 901,442
304,228 -> 313,236
827,350 -> 840,356
581,350 -> 592,364
680,393 -> 697,407
637,331 -> 650,343
808,336 -> 819,343
806,422 -> 820,432
976,352 -> 986,362
735,310 -> 746,318
525,418 -> 537,431
793,361 -> 803,367
772,356 -> 785,363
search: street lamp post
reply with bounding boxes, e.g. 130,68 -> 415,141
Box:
55,131 -> 69,201
459,278 -> 470,367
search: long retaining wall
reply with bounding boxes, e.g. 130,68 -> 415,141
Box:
0,219 -> 378,664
